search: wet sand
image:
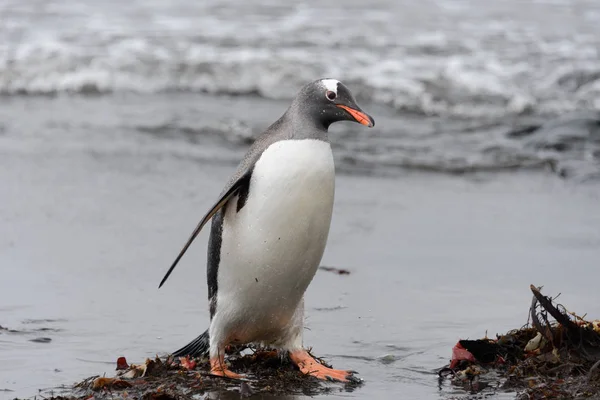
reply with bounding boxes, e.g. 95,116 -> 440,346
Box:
1,148 -> 599,399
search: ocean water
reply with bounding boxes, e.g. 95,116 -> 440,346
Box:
1,1 -> 600,399
1,0 -> 599,179
2,0 -> 600,115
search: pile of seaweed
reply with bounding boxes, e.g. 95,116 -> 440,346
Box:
33,347 -> 360,400
439,285 -> 600,399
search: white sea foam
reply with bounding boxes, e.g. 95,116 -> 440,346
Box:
0,0 -> 599,119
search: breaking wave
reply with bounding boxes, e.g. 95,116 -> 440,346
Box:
1,0 -> 599,119
1,42 -> 599,120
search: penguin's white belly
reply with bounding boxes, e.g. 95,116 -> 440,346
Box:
215,139 -> 335,344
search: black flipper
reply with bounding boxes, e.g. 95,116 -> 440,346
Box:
172,330 -> 210,357
158,171 -> 251,288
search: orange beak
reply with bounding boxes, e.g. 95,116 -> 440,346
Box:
337,105 -> 375,127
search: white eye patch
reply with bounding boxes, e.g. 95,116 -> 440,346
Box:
320,79 -> 339,94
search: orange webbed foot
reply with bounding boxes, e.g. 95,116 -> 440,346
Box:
289,349 -> 361,383
210,356 -> 244,379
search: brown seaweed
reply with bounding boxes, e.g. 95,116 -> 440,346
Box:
22,348 -> 361,400
440,285 -> 600,399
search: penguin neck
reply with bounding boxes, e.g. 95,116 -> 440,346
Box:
283,102 -> 329,141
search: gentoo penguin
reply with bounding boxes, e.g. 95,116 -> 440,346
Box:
159,78 -> 374,382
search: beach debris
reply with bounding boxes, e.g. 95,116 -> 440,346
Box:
116,356 -> 129,370
179,356 -> 196,370
449,342 -> 478,368
34,348 -> 360,400
440,285 -> 600,399
119,369 -> 140,380
319,266 -> 351,275
524,332 -> 546,352
92,377 -> 132,391
116,357 -> 164,379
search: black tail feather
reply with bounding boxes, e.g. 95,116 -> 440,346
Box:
172,330 -> 210,357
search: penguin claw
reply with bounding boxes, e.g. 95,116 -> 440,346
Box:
345,374 -> 363,384
325,375 -> 335,382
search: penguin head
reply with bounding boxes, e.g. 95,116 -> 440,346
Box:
295,78 -> 375,130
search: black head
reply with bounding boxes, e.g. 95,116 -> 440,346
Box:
293,79 -> 375,131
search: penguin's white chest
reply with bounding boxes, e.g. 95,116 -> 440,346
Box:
216,139 -> 335,341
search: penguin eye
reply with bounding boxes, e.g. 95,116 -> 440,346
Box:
326,90 -> 337,101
